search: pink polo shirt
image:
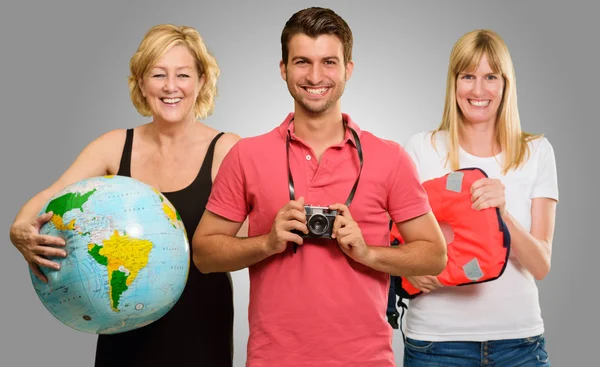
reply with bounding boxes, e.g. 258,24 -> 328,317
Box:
207,113 -> 430,367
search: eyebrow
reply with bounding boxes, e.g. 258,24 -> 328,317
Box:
458,71 -> 499,75
150,66 -> 194,70
291,56 -> 341,62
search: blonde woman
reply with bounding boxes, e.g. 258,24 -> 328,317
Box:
402,30 -> 558,366
9,24 -> 240,366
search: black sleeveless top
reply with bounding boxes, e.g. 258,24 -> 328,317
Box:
94,129 -> 234,367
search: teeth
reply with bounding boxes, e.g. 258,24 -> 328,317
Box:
469,100 -> 490,107
162,98 -> 181,104
306,87 -> 328,95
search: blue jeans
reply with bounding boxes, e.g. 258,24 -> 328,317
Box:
403,334 -> 550,366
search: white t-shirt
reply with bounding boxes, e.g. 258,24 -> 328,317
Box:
403,130 -> 559,341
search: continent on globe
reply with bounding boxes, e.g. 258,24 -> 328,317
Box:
87,230 -> 153,312
46,189 -> 97,230
153,188 -> 184,230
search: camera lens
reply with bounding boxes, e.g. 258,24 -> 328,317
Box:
307,214 -> 329,236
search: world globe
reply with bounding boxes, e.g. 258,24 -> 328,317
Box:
30,175 -> 189,334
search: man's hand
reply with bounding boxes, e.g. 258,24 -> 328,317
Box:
266,197 -> 308,255
329,203 -> 371,264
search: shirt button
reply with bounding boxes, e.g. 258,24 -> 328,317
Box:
306,155 -> 312,161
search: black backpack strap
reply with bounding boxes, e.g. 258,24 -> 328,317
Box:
386,275 -> 400,329
398,297 -> 408,343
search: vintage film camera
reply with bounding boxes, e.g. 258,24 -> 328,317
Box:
292,206 -> 338,239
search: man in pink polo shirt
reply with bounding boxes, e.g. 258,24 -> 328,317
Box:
192,7 -> 447,367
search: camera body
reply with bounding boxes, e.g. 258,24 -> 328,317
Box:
292,205 -> 338,239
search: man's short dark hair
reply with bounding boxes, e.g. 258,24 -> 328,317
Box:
281,7 -> 353,65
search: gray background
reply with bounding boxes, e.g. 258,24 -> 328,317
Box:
1,1 -> 597,366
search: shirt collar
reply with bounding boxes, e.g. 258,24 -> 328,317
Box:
277,112 -> 362,147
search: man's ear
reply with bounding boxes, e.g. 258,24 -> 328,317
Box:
345,60 -> 354,81
280,60 -> 287,81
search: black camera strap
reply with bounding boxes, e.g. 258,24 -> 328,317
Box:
286,123 -> 363,253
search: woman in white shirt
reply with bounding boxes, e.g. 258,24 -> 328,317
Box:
402,29 -> 558,367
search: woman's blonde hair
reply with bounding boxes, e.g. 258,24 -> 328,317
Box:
433,29 -> 540,174
128,24 -> 220,120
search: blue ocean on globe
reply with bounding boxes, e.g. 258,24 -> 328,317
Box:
30,175 -> 189,334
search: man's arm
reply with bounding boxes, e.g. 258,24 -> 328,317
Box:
192,211 -> 271,274
192,198 -> 309,274
330,204 -> 447,277
366,211 -> 447,276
